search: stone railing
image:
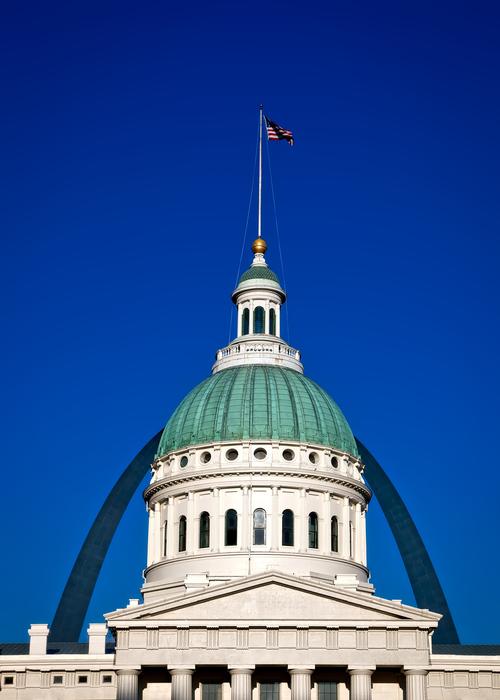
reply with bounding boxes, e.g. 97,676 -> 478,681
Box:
212,338 -> 303,373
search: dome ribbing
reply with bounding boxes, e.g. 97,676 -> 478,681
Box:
157,365 -> 358,458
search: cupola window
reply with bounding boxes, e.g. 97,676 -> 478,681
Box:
242,308 -> 250,335
225,509 -> 238,546
253,508 -> 266,545
254,305 -> 265,334
199,511 -> 210,548
282,509 -> 294,546
269,307 -> 276,335
308,512 -> 319,549
331,516 -> 339,552
179,516 -> 187,552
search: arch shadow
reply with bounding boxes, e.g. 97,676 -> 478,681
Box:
49,432 -> 459,645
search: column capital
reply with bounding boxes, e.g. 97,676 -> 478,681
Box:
116,668 -> 141,676
348,667 -> 375,676
288,666 -> 314,675
169,667 -> 195,676
403,668 -> 428,676
229,667 -> 255,674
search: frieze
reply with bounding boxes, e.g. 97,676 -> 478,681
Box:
144,469 -> 371,502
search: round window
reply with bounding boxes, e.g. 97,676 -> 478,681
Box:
308,452 -> 319,465
282,449 -> 295,461
331,456 -> 339,468
254,448 -> 267,460
226,449 -> 238,461
180,456 -> 188,468
200,451 -> 212,464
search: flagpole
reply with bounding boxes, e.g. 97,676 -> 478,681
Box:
258,104 -> 263,238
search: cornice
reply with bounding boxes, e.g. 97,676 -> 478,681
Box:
144,467 -> 371,502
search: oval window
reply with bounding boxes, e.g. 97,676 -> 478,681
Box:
254,448 -> 267,460
200,451 -> 212,464
180,456 -> 188,468
308,452 -> 319,465
226,449 -> 238,461
282,449 -> 295,461
331,456 -> 338,468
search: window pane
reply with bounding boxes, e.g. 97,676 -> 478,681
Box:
200,512 -> 210,548
318,682 -> 337,700
202,683 -> 222,700
331,516 -> 338,552
254,306 -> 265,333
179,517 -> 187,552
260,683 -> 279,700
242,308 -> 249,335
282,509 -> 294,546
253,508 -> 266,545
308,512 -> 318,549
225,509 -> 238,546
269,308 -> 276,335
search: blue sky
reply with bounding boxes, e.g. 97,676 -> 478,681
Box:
1,1 -> 499,643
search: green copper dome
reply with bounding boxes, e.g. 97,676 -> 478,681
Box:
238,265 -> 281,285
157,366 -> 358,458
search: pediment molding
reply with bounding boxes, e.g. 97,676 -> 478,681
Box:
106,570 -> 440,627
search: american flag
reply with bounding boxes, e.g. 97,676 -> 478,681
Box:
265,115 -> 294,145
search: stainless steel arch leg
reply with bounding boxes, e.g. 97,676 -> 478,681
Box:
49,430 -> 162,642
356,437 -> 459,644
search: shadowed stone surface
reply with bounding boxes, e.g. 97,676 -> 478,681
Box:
50,432 -> 459,645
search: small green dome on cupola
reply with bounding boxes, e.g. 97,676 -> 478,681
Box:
156,365 -> 358,458
237,264 -> 281,286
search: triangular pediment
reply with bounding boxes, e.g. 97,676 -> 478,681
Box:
106,571 -> 440,627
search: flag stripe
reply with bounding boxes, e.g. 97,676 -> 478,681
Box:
265,115 -> 294,145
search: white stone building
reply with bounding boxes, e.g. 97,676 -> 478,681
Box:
1,238 -> 499,699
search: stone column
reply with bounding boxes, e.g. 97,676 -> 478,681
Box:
116,669 -> 140,700
229,666 -> 254,700
288,666 -> 314,700
342,497 -> 350,558
348,668 -> 373,700
166,496 -> 175,558
272,487 -> 279,549
170,667 -> 195,700
153,502 -> 162,561
404,669 -> 428,700
147,507 -> 155,565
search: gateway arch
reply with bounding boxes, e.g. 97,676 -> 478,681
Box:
49,432 -> 459,645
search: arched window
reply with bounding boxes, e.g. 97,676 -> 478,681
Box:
242,308 -> 249,335
253,508 -> 266,545
349,521 -> 354,558
163,522 -> 168,557
178,516 -> 187,552
331,516 -> 338,552
199,511 -> 210,549
225,509 -> 238,546
269,308 -> 276,335
254,306 -> 265,334
308,512 -> 319,549
282,509 -> 294,546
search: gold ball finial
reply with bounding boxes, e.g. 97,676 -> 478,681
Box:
252,237 -> 267,254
